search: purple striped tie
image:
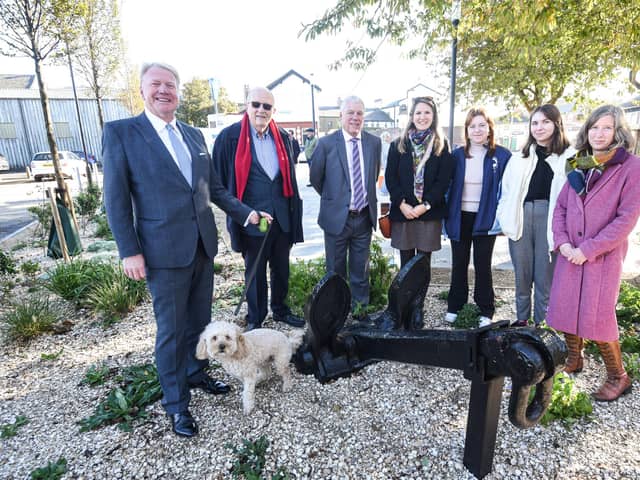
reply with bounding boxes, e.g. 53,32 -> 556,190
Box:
350,137 -> 365,211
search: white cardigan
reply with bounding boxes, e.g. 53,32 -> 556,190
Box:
496,144 -> 575,250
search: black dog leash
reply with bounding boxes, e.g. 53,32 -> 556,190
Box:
234,220 -> 273,316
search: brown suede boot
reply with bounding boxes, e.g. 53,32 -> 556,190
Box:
593,341 -> 632,402
563,333 -> 584,373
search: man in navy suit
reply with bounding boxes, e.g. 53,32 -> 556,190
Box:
310,96 -> 382,319
213,87 -> 304,331
103,62 -> 263,437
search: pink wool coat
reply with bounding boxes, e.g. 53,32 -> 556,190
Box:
547,150 -> 640,341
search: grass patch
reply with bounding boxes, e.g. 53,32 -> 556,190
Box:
43,260 -> 114,305
78,363 -> 162,432
86,267 -> 148,326
226,435 -> 290,479
624,352 -> 640,379
436,289 -> 448,301
40,348 -> 63,361
1,415 -> 29,439
94,213 -> 114,240
0,297 -> 62,342
30,457 -> 67,480
537,372 -> 593,426
452,304 -> 481,329
0,250 -> 17,275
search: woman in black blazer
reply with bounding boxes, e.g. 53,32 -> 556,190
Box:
385,96 -> 454,328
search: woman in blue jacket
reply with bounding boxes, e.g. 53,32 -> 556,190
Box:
444,107 -> 511,326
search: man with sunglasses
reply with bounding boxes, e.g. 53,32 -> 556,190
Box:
213,87 -> 304,331
310,96 -> 382,320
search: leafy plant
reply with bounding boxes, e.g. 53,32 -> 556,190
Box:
0,249 -> 17,275
617,281 -> 640,328
78,363 -> 162,432
287,258 -> 326,317
27,204 -> 52,240
30,457 -> 67,480
537,372 -> 593,426
41,349 -> 63,361
82,363 -> 112,386
1,415 -> 29,438
43,260 -> 116,305
623,352 -> 640,380
20,260 -> 40,285
436,289 -> 449,301
86,267 -> 148,326
226,435 -> 290,480
367,240 -> 397,313
74,184 -> 102,218
0,297 -> 61,342
452,304 -> 481,329
94,213 -> 114,240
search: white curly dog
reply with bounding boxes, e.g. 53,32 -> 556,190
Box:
196,321 -> 304,414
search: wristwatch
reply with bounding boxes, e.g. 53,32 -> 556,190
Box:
423,201 -> 431,210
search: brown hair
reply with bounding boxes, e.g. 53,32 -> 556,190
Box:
398,96 -> 445,156
574,104 -> 635,154
463,107 -> 496,158
521,104 -> 570,157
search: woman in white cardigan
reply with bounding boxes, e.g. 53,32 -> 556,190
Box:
496,104 -> 574,326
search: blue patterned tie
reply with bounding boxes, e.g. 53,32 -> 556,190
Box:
166,124 -> 192,187
350,137 -> 365,211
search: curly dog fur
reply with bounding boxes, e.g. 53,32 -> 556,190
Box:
196,321 -> 304,414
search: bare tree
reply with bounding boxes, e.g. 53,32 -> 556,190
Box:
0,0 -> 86,203
73,0 -> 122,130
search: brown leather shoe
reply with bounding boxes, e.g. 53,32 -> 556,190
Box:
563,333 -> 584,373
593,341 -> 632,402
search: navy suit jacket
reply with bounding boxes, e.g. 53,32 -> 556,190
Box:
212,121 -> 304,253
103,113 -> 252,269
309,130 -> 382,235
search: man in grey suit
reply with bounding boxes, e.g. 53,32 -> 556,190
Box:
310,96 -> 382,318
103,62 -> 263,437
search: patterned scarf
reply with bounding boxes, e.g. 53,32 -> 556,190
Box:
409,128 -> 434,202
566,147 -> 625,196
234,113 -> 293,201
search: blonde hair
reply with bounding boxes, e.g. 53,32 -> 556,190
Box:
574,105 -> 635,154
140,62 -> 180,86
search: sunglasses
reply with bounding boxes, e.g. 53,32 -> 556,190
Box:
250,101 -> 273,111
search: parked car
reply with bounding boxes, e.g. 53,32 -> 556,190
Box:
71,150 -> 100,170
30,151 -> 86,182
0,153 -> 9,171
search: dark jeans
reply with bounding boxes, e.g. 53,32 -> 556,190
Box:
448,211 -> 497,318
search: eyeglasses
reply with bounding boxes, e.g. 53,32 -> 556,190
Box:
250,101 -> 273,111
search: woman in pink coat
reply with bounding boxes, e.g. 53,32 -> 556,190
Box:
547,105 -> 640,401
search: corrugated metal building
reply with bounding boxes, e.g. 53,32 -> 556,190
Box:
0,85 -> 131,170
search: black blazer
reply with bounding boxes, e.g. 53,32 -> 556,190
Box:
385,137 -> 454,223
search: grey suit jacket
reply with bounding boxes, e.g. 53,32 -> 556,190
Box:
310,130 -> 382,236
103,113 -> 252,269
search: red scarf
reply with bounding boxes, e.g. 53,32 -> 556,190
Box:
234,113 -> 294,201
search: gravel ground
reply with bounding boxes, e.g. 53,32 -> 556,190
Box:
1,222 -> 639,480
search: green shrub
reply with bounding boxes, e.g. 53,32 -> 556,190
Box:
86,266 -> 148,325
74,184 -> 102,219
226,436 -> 290,480
624,352 -> 640,379
287,257 -> 326,316
452,304 -> 481,329
0,250 -> 16,275
82,363 -> 112,386
617,281 -> 640,328
27,204 -> 52,240
30,457 -> 67,480
0,297 -> 61,342
367,240 -> 397,313
43,260 -> 114,305
1,415 -> 29,438
436,289 -> 449,301
538,372 -> 593,426
94,213 -> 114,240
78,363 -> 162,432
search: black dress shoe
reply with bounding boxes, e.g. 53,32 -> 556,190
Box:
272,313 -> 305,328
168,411 -> 198,437
188,376 -> 231,395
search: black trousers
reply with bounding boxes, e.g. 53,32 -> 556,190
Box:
448,211 -> 497,318
240,220 -> 292,325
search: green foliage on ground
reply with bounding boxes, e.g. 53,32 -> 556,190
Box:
78,363 -> 162,432
1,415 -> 29,439
226,435 -> 290,480
436,289 -> 448,301
538,372 -> 593,426
617,282 -> 640,328
27,204 -> 52,240
623,352 -> 640,380
74,184 -> 102,219
93,213 -> 114,240
82,363 -> 112,386
0,297 -> 62,342
452,304 -> 481,329
43,260 -> 114,304
29,457 -> 67,480
0,249 -> 17,275
287,239 -> 397,317
40,349 -> 63,361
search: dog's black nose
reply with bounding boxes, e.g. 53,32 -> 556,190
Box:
219,345 -> 225,352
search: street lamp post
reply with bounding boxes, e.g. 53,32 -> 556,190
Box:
309,73 -> 317,134
448,0 -> 462,146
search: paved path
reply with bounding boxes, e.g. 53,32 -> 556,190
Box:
290,163 -> 640,277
